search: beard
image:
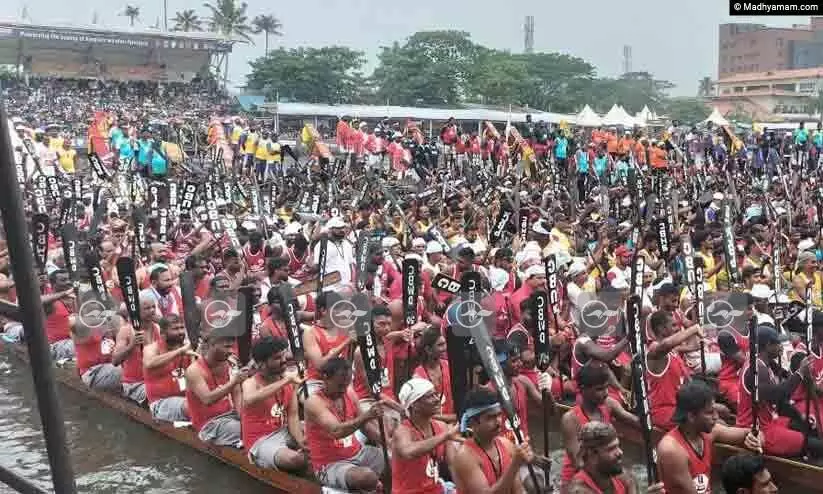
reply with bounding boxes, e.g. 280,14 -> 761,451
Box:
156,286 -> 171,296
166,333 -> 186,346
332,231 -> 346,240
601,461 -> 623,477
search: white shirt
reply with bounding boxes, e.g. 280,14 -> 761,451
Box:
313,238 -> 354,291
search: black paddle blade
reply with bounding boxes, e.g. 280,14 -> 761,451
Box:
116,257 -> 141,331
60,224 -> 80,283
179,271 -> 200,349
402,258 -> 421,327
355,232 -> 370,292
31,213 -> 49,273
84,250 -> 107,300
532,291 -> 550,371
278,283 -> 306,368
352,293 -> 383,397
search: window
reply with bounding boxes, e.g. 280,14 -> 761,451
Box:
734,86 -> 744,93
799,82 -> 816,92
774,83 -> 796,91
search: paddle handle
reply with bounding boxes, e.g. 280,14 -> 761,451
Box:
541,389 -> 550,460
509,419 -> 541,492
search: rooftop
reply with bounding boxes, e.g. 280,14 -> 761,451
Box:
717,67 -> 823,83
0,19 -> 235,43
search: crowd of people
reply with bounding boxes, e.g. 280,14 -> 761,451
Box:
2,77 -> 813,494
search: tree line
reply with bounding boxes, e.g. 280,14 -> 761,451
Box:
245,30 -> 713,123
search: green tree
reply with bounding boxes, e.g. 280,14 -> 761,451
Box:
204,0 -> 254,85
252,14 -> 282,56
662,97 -> 710,124
172,10 -> 203,32
246,46 -> 366,103
372,31 -> 481,106
467,49 -> 529,105
122,5 -> 140,26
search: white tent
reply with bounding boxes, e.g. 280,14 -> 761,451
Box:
703,107 -> 730,126
601,104 -> 636,127
575,105 -> 602,127
634,105 -> 654,126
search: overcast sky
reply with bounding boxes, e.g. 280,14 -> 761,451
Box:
0,1 -> 815,97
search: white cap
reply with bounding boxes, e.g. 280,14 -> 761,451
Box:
283,222 -> 302,235
489,267 -> 509,291
713,192 -> 724,201
798,238 -> 815,252
532,221 -> 550,235
524,265 -> 544,278
398,378 -> 435,413
568,262 -> 587,277
412,237 -> 426,248
425,241 -> 443,254
326,217 -> 347,229
404,253 -> 423,263
750,284 -> 774,300
382,236 -> 399,249
241,220 -> 257,231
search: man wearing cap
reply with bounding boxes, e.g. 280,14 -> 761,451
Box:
738,325 -> 823,457
607,246 -> 632,289
788,310 -> 823,433
790,250 -> 822,306
451,388 -> 534,494
566,421 -> 664,494
314,217 -> 354,292
391,378 -> 461,494
657,381 -> 762,494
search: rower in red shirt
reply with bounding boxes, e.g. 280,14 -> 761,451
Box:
304,357 -> 386,492
73,294 -> 121,392
451,388 -> 534,494
392,377 -> 462,494
111,297 -> 158,405
566,422 -> 663,494
184,331 -> 247,446
42,270 -> 77,360
509,265 -> 545,324
738,325 -> 823,458
646,311 -> 700,430
413,327 -> 456,423
303,293 -> 355,395
242,231 -> 267,280
241,337 -> 307,472
143,315 -> 192,423
658,380 -> 763,494
560,363 -> 639,493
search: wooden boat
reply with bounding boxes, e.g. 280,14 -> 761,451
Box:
552,401 -> 823,491
4,343 -> 323,494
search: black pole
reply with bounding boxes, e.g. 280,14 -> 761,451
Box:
0,102 -> 78,493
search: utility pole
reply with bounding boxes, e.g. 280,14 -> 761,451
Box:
524,16 -> 535,54
0,102 -> 77,493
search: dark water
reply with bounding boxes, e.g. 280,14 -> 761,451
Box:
0,354 -> 270,494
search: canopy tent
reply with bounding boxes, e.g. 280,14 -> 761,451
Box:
601,104 -> 636,127
575,105 -> 602,127
262,101 -> 575,125
634,105 -> 654,127
703,107 -> 730,126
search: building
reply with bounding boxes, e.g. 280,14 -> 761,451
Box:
0,20 -> 232,82
709,67 -> 823,120
717,17 -> 823,77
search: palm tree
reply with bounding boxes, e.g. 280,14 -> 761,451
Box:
698,76 -> 713,97
122,5 -> 140,27
203,0 -> 254,85
252,14 -> 282,56
172,9 -> 203,32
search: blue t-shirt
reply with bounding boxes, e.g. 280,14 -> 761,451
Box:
555,137 -> 568,159
794,128 -> 809,144
576,151 -> 589,173
137,140 -> 154,166
594,156 -> 608,177
119,140 -> 135,160
814,131 -> 823,147
109,128 -> 124,148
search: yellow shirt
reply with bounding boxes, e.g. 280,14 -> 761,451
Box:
269,142 -> 281,162
230,125 -> 243,145
49,137 -> 64,151
698,251 -> 717,291
243,132 -> 259,155
57,148 -> 76,173
255,139 -> 272,160
791,271 -> 823,306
